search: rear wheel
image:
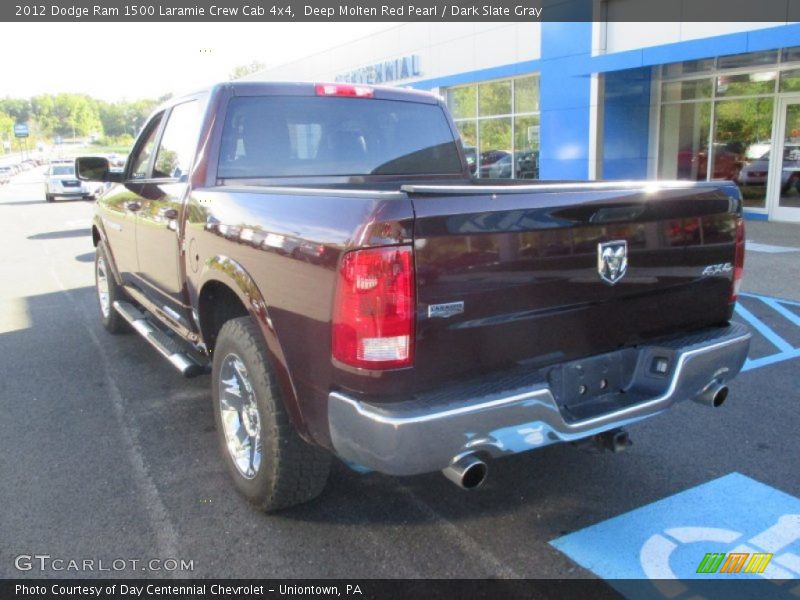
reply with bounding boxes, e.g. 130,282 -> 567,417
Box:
95,243 -> 129,334
212,317 -> 330,512
45,194 -> 54,202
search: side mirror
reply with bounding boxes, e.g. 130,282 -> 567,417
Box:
76,156 -> 123,182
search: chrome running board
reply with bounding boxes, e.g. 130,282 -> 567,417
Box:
113,301 -> 208,377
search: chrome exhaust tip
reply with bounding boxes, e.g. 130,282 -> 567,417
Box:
442,454 -> 488,490
695,383 -> 729,408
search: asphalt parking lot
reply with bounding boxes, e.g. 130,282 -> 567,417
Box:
1,166 -> 798,586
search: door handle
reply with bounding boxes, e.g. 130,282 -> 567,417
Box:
125,201 -> 142,212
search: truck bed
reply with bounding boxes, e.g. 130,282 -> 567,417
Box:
404,179 -> 741,388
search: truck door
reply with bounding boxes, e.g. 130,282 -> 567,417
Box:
134,99 -> 204,317
96,111 -> 165,284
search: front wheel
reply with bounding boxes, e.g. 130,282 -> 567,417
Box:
212,317 -> 330,512
45,194 -> 54,202
95,243 -> 130,334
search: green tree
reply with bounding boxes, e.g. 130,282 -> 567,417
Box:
30,95 -> 58,136
0,111 -> 14,151
51,93 -> 103,138
0,98 -> 31,122
97,97 -> 161,138
129,98 -> 160,135
98,101 -> 129,137
0,93 -> 164,144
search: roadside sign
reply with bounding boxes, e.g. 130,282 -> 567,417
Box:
14,123 -> 29,138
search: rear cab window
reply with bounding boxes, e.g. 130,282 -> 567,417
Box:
217,95 -> 463,179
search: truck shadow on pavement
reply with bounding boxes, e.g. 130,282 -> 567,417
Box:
27,228 -> 91,240
0,286 -> 618,533
1,200 -> 52,206
1,198 -> 93,206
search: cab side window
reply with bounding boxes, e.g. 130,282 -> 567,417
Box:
128,113 -> 164,180
153,101 -> 202,180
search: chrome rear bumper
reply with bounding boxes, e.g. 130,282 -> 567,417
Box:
328,323 -> 751,475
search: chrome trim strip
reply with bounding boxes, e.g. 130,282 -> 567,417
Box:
213,185 -> 407,200
329,387 -> 550,427
401,180 -> 724,195
162,304 -> 183,322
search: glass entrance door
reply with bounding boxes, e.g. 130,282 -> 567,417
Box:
770,98 -> 800,222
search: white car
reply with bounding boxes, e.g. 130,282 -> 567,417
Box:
738,143 -> 800,193
0,166 -> 12,185
45,163 -> 103,202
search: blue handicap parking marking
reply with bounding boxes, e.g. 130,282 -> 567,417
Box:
735,293 -> 800,373
551,473 -> 800,598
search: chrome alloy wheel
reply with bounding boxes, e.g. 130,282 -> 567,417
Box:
219,353 -> 262,479
96,255 -> 111,318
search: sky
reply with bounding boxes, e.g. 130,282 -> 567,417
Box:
0,22 -> 396,101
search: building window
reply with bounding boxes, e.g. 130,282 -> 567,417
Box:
657,48 -> 800,210
658,103 -> 711,181
446,75 -> 540,179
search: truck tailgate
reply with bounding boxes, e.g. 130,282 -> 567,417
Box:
406,182 -> 742,386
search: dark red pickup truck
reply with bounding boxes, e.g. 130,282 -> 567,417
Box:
77,81 -> 750,511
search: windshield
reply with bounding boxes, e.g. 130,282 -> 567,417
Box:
52,166 -> 74,176
218,95 -> 463,178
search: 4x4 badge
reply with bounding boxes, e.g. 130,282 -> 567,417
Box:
598,240 -> 628,285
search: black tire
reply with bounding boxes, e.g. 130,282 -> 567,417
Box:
212,317 -> 330,512
95,242 -> 130,334
46,194 -> 54,202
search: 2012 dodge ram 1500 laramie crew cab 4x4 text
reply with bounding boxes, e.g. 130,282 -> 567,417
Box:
77,81 -> 750,511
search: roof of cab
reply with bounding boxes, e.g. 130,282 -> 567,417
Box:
227,80 -> 439,104
152,80 -> 440,118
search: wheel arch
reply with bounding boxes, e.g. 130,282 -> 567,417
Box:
196,257 -> 309,440
91,221 -> 124,286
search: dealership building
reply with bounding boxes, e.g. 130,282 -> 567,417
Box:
251,19 -> 800,222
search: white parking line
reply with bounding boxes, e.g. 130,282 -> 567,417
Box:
46,262 -> 182,574
736,293 -> 800,372
746,242 -> 800,254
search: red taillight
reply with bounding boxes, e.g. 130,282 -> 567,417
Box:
731,217 -> 745,303
315,83 -> 374,98
332,246 -> 415,369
